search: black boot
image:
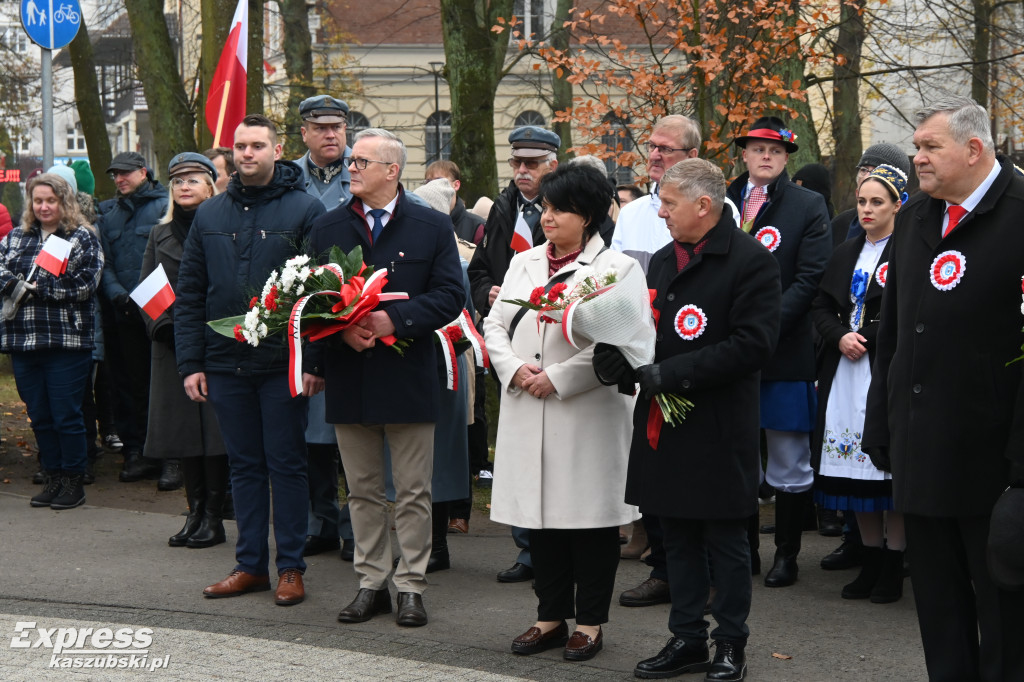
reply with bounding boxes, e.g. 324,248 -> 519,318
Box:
50,472 -> 86,510
169,458 -> 206,547
817,508 -> 843,536
30,470 -> 62,507
119,449 -> 160,482
870,548 -> 905,603
157,459 -> 183,491
841,545 -> 883,599
187,456 -> 227,549
426,502 -> 451,573
764,491 -> 808,587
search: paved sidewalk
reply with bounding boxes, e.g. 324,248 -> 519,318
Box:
0,492 -> 926,680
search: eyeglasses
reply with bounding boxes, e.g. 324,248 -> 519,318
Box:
344,157 -> 393,170
109,169 -> 141,179
170,177 -> 204,188
508,157 -> 548,170
645,142 -> 693,155
746,145 -> 788,157
856,165 -> 876,178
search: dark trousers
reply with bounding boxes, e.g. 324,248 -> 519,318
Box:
206,372 -> 309,576
512,525 -> 532,567
12,350 -> 92,474
307,443 -> 354,541
904,514 -> 1024,682
105,315 -> 151,451
662,516 -> 751,645
643,514 -> 668,581
530,526 -> 620,626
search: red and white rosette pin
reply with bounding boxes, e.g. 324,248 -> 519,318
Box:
754,226 -> 781,252
875,262 -> 888,288
674,305 -> 708,341
929,250 -> 966,291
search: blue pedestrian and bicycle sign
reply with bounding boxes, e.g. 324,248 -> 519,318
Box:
21,0 -> 81,50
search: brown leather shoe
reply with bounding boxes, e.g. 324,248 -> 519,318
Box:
564,628 -> 603,661
447,518 -> 469,534
395,592 -> 428,627
275,569 -> 305,606
510,621 -> 568,655
203,570 -> 271,598
619,576 -> 671,607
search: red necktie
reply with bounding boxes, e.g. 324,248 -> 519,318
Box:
743,186 -> 767,227
943,205 -> 966,238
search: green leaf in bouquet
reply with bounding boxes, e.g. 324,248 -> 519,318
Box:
208,314 -> 249,339
344,245 -> 366,280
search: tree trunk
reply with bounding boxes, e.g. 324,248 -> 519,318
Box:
549,0 -> 573,160
246,0 -> 264,116
124,0 -> 196,179
440,0 -> 514,205
971,0 -> 991,110
68,20 -> 115,199
199,2 -> 237,150
277,0 -> 315,158
832,0 -> 866,214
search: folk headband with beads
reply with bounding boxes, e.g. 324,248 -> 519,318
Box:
864,164 -> 909,204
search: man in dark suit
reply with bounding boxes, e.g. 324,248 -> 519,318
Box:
309,128 -> 464,628
604,158 -> 780,681
863,95 -> 1024,682
725,116 -> 831,588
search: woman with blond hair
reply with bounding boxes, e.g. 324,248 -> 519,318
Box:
1,173 -> 103,509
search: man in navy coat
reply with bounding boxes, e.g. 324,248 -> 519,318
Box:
310,128 -> 464,628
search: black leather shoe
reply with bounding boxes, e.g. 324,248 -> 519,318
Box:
340,539 -> 354,562
820,539 -> 862,570
337,587 -> 391,623
157,459 -> 183,491
705,641 -> 746,681
119,451 -> 160,482
303,535 -> 341,557
634,637 -> 711,678
511,621 -> 568,655
496,562 -> 533,583
396,592 -> 428,627
620,577 -> 671,607
817,508 -> 843,537
764,556 -> 798,587
426,548 -> 450,573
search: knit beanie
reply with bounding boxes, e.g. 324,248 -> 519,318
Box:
46,164 -> 78,193
858,144 -> 911,177
413,178 -> 456,216
70,160 -> 96,196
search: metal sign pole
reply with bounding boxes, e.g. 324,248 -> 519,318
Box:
41,46 -> 53,169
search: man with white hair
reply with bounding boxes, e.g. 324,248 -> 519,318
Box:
863,95 -> 1024,681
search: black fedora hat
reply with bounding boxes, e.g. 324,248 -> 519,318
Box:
734,115 -> 799,153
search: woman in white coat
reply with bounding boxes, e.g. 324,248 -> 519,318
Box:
484,164 -> 646,662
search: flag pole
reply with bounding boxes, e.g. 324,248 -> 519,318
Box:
213,82 -> 232,147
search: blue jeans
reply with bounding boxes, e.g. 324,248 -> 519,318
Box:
12,349 -> 92,474
206,372 -> 309,576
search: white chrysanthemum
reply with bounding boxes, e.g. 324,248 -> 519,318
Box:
295,284 -> 304,296
314,267 -> 325,276
573,266 -> 595,284
257,322 -> 268,337
245,308 -> 260,330
286,254 -> 311,268
261,272 -> 277,298
600,268 -> 618,283
280,267 -> 297,292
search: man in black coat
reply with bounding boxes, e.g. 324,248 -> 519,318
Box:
863,95 -> 1024,682
598,158 -> 780,681
467,125 -> 561,584
312,128 -> 464,628
725,116 -> 831,588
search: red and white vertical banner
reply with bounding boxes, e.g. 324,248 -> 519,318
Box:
35,234 -> 72,276
130,264 -> 176,320
205,0 -> 248,148
510,212 -> 533,253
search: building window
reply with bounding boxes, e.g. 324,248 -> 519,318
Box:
66,122 -> 87,152
347,111 -> 370,141
514,110 -> 546,129
13,135 -> 30,152
513,0 -> 546,38
425,111 -> 452,164
1,26 -> 28,54
602,114 -> 636,185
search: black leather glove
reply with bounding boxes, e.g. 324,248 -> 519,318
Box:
864,445 -> 891,473
592,343 -> 634,386
114,292 -> 135,317
153,325 -> 175,349
636,364 -> 663,401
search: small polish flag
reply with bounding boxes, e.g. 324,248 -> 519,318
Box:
35,235 -> 73,276
510,212 -> 533,253
131,263 -> 176,320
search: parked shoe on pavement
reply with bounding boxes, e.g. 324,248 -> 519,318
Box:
275,569 -> 305,606
157,459 -> 183,491
337,588 -> 391,623
817,508 -> 843,537
821,539 -> 862,570
634,637 -> 711,678
511,621 -> 568,655
620,576 -> 671,607
705,640 -> 746,681
496,562 -> 534,583
447,518 -> 469,534
50,472 -> 86,510
395,592 -> 428,627
203,570 -> 271,598
30,471 -> 62,508
102,433 -> 123,452
340,539 -> 354,562
119,449 -> 160,482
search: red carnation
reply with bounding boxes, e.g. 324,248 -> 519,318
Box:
263,285 -> 279,312
529,286 -> 544,305
444,325 -> 463,343
233,324 -> 245,342
249,296 -> 259,309
547,282 -> 568,302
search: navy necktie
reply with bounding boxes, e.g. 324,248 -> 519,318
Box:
368,208 -> 387,243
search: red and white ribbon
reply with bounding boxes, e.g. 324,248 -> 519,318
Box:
435,329 -> 458,391
456,309 -> 489,369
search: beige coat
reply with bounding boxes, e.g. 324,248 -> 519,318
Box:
484,237 -> 643,529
